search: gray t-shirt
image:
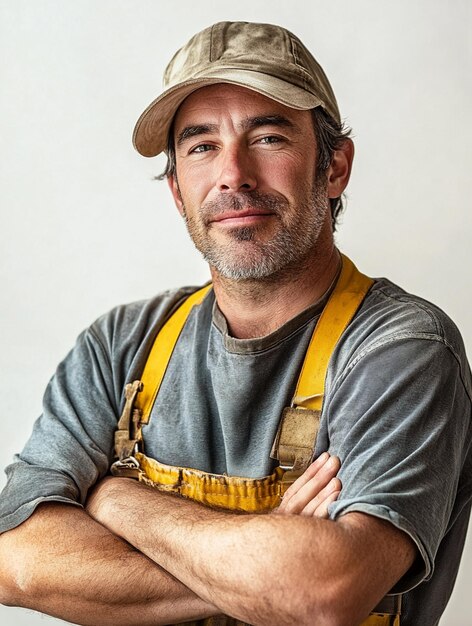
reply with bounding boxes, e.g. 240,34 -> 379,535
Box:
1,277 -> 471,626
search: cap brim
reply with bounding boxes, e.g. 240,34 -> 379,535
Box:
133,68 -> 323,157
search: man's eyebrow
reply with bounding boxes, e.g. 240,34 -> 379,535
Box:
240,114 -> 296,131
176,124 -> 218,145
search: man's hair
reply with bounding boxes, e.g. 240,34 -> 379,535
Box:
157,108 -> 352,232
311,108 -> 352,231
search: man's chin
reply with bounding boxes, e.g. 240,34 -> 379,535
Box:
205,251 -> 289,282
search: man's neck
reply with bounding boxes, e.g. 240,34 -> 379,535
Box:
211,245 -> 341,340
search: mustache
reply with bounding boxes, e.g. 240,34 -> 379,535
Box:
200,192 -> 288,224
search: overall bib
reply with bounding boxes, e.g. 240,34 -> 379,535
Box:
111,255 -> 401,626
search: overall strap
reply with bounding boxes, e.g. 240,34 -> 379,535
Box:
270,254 -> 374,477
293,254 -> 374,411
112,284 -> 211,472
138,284 -> 212,423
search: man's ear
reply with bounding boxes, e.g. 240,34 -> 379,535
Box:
326,138 -> 355,199
167,174 -> 185,216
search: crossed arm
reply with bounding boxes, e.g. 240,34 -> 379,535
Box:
0,453 -> 415,626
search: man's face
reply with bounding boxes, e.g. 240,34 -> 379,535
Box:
169,84 -> 333,281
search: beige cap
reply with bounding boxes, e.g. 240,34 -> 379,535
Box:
133,21 -> 341,157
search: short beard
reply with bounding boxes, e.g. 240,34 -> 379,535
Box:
182,177 -> 329,281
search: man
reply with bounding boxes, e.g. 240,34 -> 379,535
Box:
0,20 -> 471,626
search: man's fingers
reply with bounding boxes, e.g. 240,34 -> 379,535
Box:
278,454 -> 341,515
300,478 -> 342,517
282,452 -> 330,502
313,490 -> 341,518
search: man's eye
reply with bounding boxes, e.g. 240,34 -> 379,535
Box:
190,144 -> 214,154
258,136 -> 282,145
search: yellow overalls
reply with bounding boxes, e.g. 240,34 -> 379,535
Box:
111,255 -> 402,626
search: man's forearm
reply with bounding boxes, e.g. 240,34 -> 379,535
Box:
0,502 -> 218,625
87,477 -> 416,626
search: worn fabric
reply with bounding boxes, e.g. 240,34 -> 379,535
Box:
1,277 -> 471,626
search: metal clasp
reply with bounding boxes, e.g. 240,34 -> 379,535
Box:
110,455 -> 141,479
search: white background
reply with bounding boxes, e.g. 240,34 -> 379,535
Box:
1,1 -> 471,624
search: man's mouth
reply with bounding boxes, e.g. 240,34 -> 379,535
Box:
209,209 -> 275,227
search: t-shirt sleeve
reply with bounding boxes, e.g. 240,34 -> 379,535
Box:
325,335 -> 472,591
0,325 -> 120,533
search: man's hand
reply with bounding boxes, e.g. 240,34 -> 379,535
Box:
275,452 -> 341,517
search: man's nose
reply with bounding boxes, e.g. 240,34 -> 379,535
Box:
215,145 -> 257,192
